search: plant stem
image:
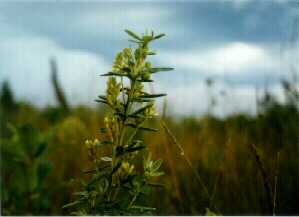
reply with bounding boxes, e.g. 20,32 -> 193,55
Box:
129,192 -> 139,208
119,79 -> 136,147
249,143 -> 273,214
273,151 -> 280,216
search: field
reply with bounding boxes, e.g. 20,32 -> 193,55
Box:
1,75 -> 298,215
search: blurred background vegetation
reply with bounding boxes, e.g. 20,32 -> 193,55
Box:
1,58 -> 298,215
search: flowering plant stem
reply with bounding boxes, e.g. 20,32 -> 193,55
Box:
63,29 -> 173,215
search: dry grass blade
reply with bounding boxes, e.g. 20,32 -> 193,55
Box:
273,151 -> 280,216
161,120 -> 220,214
249,143 -> 273,214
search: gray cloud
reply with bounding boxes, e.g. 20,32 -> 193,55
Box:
0,1 -> 298,116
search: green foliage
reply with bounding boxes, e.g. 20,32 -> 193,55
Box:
1,124 -> 52,215
63,29 -> 173,215
205,208 -> 217,216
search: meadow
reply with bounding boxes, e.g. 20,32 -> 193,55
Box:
1,74 -> 298,215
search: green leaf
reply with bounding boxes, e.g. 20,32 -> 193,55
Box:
128,114 -> 144,119
137,78 -> 153,82
98,95 -> 107,101
139,126 -> 158,132
62,200 -> 82,209
34,142 -> 47,157
101,156 -> 112,162
147,51 -> 156,55
83,169 -> 97,174
148,182 -> 165,188
154,33 -> 166,40
128,140 -> 143,147
150,67 -> 174,73
73,191 -> 88,197
71,210 -> 87,216
131,104 -> 153,116
125,29 -> 141,41
152,159 -> 163,171
95,99 -> 109,105
126,123 -> 158,132
101,72 -> 129,77
143,35 -> 153,42
140,93 -> 167,98
205,208 -> 218,216
126,145 -> 146,153
130,205 -> 156,211
111,161 -> 122,175
100,127 -> 107,133
129,39 -> 142,44
150,171 -> 164,177
132,98 -> 154,103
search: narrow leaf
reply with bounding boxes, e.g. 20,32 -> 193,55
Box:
132,98 -> 154,103
130,205 -> 156,211
98,95 -> 107,101
128,140 -> 143,148
131,104 -> 153,116
128,114 -> 144,119
152,159 -> 163,171
139,126 -> 158,132
101,156 -> 112,162
125,29 -> 141,41
126,123 -> 158,132
95,99 -> 109,105
111,161 -> 121,175
34,142 -> 47,157
151,171 -> 164,177
140,93 -> 166,98
101,72 -> 128,77
137,79 -> 153,82
100,128 -> 107,133
73,191 -> 88,197
153,33 -> 165,39
126,145 -> 146,153
62,200 -> 82,209
150,67 -> 174,74
148,182 -> 165,188
129,39 -> 142,44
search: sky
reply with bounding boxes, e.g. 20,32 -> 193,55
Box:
0,0 -> 298,117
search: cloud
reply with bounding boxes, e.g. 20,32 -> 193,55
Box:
154,79 -> 286,117
158,42 -> 278,76
73,5 -> 177,40
0,37 -> 292,117
0,2 -> 296,117
0,36 -> 110,106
